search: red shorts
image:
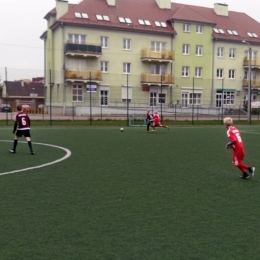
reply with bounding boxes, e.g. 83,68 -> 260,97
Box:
232,151 -> 245,166
154,120 -> 161,126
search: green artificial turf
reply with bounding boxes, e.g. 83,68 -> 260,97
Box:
0,126 -> 259,260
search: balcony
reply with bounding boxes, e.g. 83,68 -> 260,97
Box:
65,69 -> 102,82
243,79 -> 260,88
243,58 -> 260,69
141,49 -> 174,62
65,43 -> 102,58
141,73 -> 174,85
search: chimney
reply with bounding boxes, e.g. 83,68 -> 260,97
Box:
106,0 -> 116,6
56,0 -> 69,20
214,3 -> 228,16
155,0 -> 171,9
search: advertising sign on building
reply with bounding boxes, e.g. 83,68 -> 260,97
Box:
86,85 -> 97,92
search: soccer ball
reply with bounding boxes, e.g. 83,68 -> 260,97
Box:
120,127 -> 124,132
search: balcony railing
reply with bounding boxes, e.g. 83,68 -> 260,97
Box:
141,73 -> 174,84
66,43 -> 102,56
243,58 -> 260,67
66,70 -> 102,81
243,79 -> 260,88
141,49 -> 174,61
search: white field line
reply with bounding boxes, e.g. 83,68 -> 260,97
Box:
0,140 -> 71,176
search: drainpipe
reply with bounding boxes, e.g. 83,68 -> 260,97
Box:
61,22 -> 66,116
211,38 -> 216,107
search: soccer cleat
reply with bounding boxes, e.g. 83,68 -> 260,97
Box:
240,173 -> 250,179
9,149 -> 16,154
151,130 -> 155,132
31,151 -> 35,155
249,167 -> 255,178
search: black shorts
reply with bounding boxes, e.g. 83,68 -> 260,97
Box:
16,129 -> 31,138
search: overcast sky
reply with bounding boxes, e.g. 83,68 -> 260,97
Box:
0,0 -> 260,81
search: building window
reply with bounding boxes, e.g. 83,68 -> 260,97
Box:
216,91 -> 235,107
123,63 -> 131,74
229,48 -> 236,58
217,47 -> 224,57
150,64 -> 166,75
245,50 -> 257,60
217,69 -> 223,78
182,92 -> 202,107
100,36 -> 108,48
123,39 -> 131,50
72,85 -> 83,102
183,23 -> 190,32
121,86 -> 132,103
68,34 -> 86,44
182,66 -> 189,77
196,45 -> 203,56
100,90 -> 108,106
182,44 -> 190,55
100,61 -> 108,73
195,67 -> 202,78
151,41 -> 166,51
229,69 -> 235,79
196,25 -> 203,34
158,93 -> 166,104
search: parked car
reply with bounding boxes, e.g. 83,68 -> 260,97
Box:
0,104 -> 12,112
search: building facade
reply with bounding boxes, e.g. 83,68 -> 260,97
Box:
41,0 -> 260,115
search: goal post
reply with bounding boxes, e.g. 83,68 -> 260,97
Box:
129,115 -> 147,127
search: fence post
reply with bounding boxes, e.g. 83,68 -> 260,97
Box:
192,77 -> 194,125
5,67 -> 9,126
127,74 -> 129,126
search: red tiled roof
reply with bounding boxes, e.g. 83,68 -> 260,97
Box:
44,0 -> 260,43
54,0 -> 176,34
171,3 -> 260,44
5,81 -> 44,97
170,4 -> 215,25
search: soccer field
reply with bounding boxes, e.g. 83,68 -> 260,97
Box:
0,125 -> 260,260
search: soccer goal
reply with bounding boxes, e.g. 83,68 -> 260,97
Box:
129,115 -> 147,127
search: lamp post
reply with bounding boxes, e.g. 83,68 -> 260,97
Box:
242,40 -> 252,124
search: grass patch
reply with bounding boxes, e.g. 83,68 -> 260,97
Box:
0,126 -> 260,259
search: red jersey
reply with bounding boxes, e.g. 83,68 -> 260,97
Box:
226,126 -> 245,156
15,112 -> 31,130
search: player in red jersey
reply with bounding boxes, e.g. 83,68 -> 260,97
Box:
151,111 -> 169,131
224,117 -> 254,179
9,104 -> 34,154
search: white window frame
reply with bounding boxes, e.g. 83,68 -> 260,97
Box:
196,25 -> 203,34
229,48 -> 236,58
217,69 -> 224,79
123,63 -> 131,74
68,34 -> 86,44
183,23 -> 190,32
123,39 -> 131,50
229,69 -> 235,79
151,41 -> 166,51
216,91 -> 235,107
72,85 -> 83,102
158,93 -> 166,104
182,66 -> 189,77
182,44 -> 190,55
217,47 -> 224,57
195,67 -> 202,78
100,36 -> 108,48
150,64 -> 166,75
182,91 -> 202,107
196,45 -> 203,56
100,61 -> 108,73
121,86 -> 132,103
